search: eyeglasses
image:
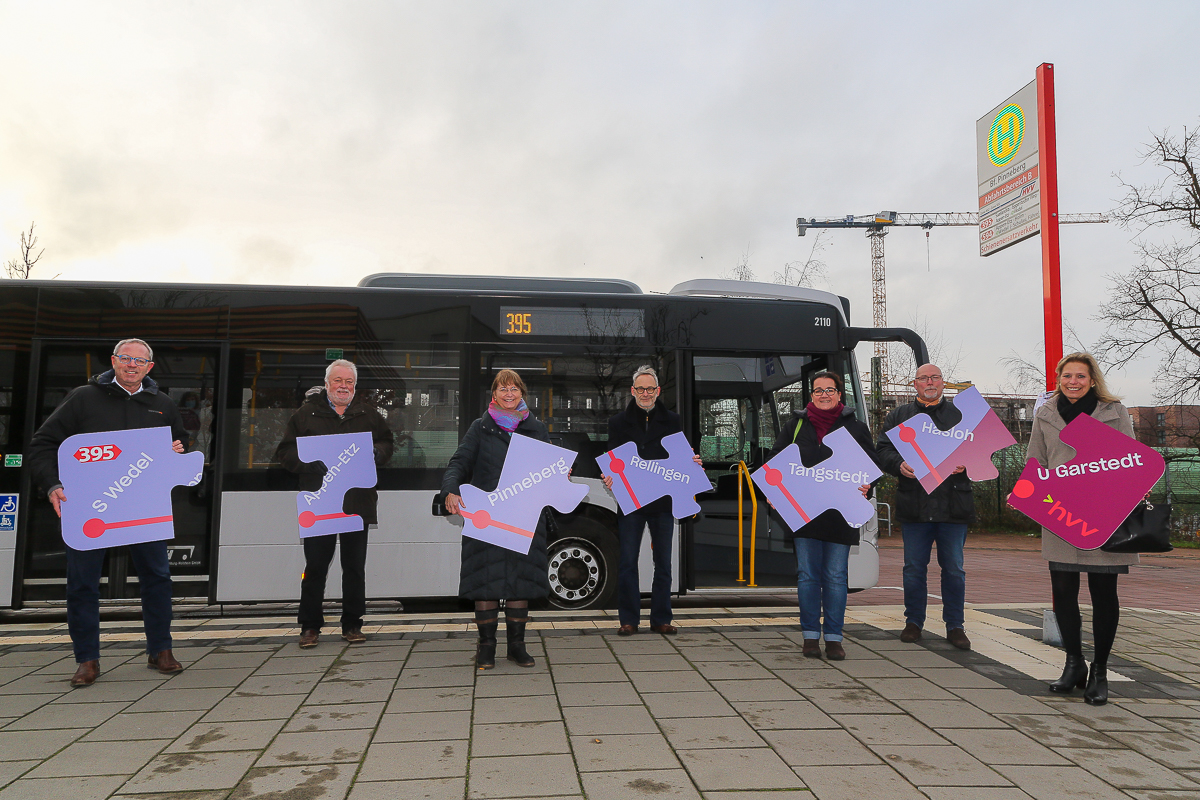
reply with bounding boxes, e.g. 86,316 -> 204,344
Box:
811,387 -> 839,396
915,375 -> 943,383
495,386 -> 522,395
114,355 -> 150,367
632,386 -> 659,394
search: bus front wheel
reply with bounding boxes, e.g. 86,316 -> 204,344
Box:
546,517 -> 618,610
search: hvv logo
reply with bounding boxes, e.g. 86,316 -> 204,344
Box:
1007,415 -> 1163,550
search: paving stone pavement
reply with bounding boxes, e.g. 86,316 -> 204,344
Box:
0,603 -> 1196,798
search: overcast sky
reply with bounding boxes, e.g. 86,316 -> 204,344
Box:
1,1 -> 1196,404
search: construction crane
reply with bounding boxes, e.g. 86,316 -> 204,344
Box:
795,211 -> 1109,396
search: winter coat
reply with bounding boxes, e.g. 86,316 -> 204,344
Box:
1027,398 -> 1139,569
442,413 -> 552,600
768,407 -> 881,547
606,398 -> 685,516
28,370 -> 190,496
275,390 -> 395,525
875,398 -> 976,524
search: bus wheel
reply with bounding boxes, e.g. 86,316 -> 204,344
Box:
546,517 -> 618,610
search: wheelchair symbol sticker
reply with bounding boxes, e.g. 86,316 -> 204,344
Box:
0,494 -> 17,533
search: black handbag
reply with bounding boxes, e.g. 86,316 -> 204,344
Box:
1101,501 -> 1173,554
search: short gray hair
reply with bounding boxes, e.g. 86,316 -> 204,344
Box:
325,359 -> 358,382
632,365 -> 658,387
113,338 -> 153,361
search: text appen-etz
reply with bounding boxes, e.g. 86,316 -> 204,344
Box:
487,457 -> 570,506
1036,452 -> 1145,481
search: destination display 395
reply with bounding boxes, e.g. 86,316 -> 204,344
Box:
56,427 -> 204,551
1007,414 -> 1165,549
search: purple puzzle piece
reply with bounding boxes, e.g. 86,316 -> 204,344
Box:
58,427 -> 204,551
596,431 -> 712,518
295,432 -> 378,538
459,435 -> 588,555
884,386 -> 1016,492
751,426 -> 882,532
1008,413 -> 1164,549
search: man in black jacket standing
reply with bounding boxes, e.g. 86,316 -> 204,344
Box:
875,363 -> 974,650
28,338 -> 189,687
604,365 -> 700,636
276,359 -> 394,649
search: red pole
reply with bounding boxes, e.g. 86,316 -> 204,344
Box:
1037,63 -> 1062,390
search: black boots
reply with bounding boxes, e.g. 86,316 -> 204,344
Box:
1084,662 -> 1109,706
475,612 -> 498,670
1048,654 -> 1089,694
506,616 -> 535,667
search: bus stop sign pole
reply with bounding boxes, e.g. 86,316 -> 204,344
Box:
1037,62 -> 1063,390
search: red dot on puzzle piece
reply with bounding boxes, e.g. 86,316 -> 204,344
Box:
897,424 -> 916,443
471,510 -> 491,529
298,511 -> 317,528
763,465 -> 782,486
83,518 -> 106,538
1012,479 -> 1034,499
609,457 -> 626,475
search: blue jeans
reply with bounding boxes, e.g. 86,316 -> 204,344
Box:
794,538 -> 851,641
66,541 -> 174,663
902,522 -> 967,631
617,509 -> 674,628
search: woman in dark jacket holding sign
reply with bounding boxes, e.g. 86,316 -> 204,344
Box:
769,371 -> 879,661
443,369 -> 550,670
1025,353 -> 1136,705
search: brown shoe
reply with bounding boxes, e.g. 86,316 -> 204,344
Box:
825,641 -> 846,661
148,649 -> 183,674
649,624 -> 678,635
947,628 -> 972,651
341,628 -> 367,644
617,624 -> 637,636
802,638 -> 822,658
900,623 -> 922,643
70,660 -> 100,687
299,629 -> 320,649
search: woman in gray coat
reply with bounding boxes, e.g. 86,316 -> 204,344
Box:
1026,352 -> 1136,706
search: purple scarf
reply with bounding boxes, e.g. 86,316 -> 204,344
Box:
805,401 -> 844,444
488,399 -> 530,432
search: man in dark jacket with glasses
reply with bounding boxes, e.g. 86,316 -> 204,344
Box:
28,338 -> 190,687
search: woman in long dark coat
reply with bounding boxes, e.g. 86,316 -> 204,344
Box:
768,371 -> 879,661
443,369 -> 550,670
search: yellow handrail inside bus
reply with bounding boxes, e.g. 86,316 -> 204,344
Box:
737,461 -> 758,587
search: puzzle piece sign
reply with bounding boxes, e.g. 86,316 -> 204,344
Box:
57,427 -> 203,551
459,435 -> 588,555
884,386 -> 1016,493
295,432 -> 378,538
597,431 -> 712,518
751,427 -> 882,532
1007,413 -> 1164,549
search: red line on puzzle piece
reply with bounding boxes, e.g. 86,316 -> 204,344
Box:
606,452 -> 641,509
298,511 -> 355,528
459,509 -> 535,539
762,464 -> 811,524
897,423 -> 943,484
82,515 -> 173,539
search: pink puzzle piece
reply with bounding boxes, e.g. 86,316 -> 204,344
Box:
751,427 -> 882,532
885,386 -> 1017,493
1008,413 -> 1164,549
597,431 -> 712,518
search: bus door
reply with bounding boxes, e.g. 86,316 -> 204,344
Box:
688,353 -> 825,588
16,340 -> 226,606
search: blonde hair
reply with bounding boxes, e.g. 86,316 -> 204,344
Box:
491,369 -> 527,397
1054,352 -> 1121,404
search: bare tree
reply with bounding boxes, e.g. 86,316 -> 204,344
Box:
1097,125 -> 1200,402
999,320 -> 1093,395
721,244 -> 755,282
888,312 -> 965,393
774,230 -> 830,288
4,222 -> 43,279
